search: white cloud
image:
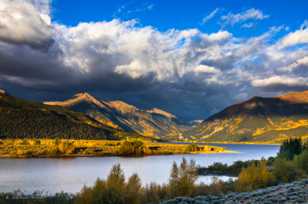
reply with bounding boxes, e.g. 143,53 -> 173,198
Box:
242,22 -> 255,29
202,8 -> 219,24
221,8 -> 269,27
282,56 -> 308,71
25,0 -> 51,24
193,64 -> 221,74
204,31 -> 232,42
278,27 -> 308,48
115,60 -> 144,79
0,0 -> 51,47
252,76 -> 308,88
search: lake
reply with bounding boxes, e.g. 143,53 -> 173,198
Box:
0,144 -> 279,194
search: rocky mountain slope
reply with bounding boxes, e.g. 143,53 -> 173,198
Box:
189,90 -> 308,143
0,90 -> 122,140
45,92 -> 184,140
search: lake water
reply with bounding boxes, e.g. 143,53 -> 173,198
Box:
0,144 -> 279,194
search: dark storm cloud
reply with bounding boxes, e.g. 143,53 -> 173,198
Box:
0,0 -> 308,120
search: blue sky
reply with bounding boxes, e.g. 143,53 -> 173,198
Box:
0,0 -> 308,120
52,0 -> 308,38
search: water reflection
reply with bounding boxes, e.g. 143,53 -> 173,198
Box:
0,144 -> 279,194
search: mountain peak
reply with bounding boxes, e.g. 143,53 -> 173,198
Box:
44,91 -> 108,108
73,92 -> 92,98
147,108 -> 176,119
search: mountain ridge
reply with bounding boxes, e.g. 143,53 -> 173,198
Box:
189,90 -> 308,143
44,92 -> 184,140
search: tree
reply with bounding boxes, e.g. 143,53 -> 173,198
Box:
168,161 -> 179,197
278,138 -> 303,160
168,158 -> 198,197
100,164 -> 126,204
125,174 -> 142,204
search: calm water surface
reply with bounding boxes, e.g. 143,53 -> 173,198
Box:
0,144 -> 279,194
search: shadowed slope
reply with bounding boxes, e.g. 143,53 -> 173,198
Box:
0,91 -> 120,139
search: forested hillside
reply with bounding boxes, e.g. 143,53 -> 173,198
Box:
0,90 -> 122,139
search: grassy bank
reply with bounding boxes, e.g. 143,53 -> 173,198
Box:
0,139 -> 227,158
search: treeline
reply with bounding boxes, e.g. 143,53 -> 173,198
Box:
197,159 -> 273,177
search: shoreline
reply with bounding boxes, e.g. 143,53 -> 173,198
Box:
204,141 -> 280,145
177,140 -> 281,145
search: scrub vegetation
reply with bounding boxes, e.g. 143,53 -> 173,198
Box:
0,139 -> 226,158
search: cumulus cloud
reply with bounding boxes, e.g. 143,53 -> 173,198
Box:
0,1 -> 308,120
278,26 -> 308,48
0,0 -> 52,48
221,8 -> 269,27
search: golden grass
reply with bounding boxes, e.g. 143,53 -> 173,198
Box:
0,139 -> 227,158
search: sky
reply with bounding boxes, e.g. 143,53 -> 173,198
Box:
0,0 -> 308,121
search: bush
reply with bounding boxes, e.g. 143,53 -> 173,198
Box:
118,140 -> 145,156
294,150 -> 308,174
236,160 -> 274,191
272,158 -> 304,183
186,143 -> 198,152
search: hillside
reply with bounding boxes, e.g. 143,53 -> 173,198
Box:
189,90 -> 308,143
45,92 -> 184,140
0,90 -> 122,140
